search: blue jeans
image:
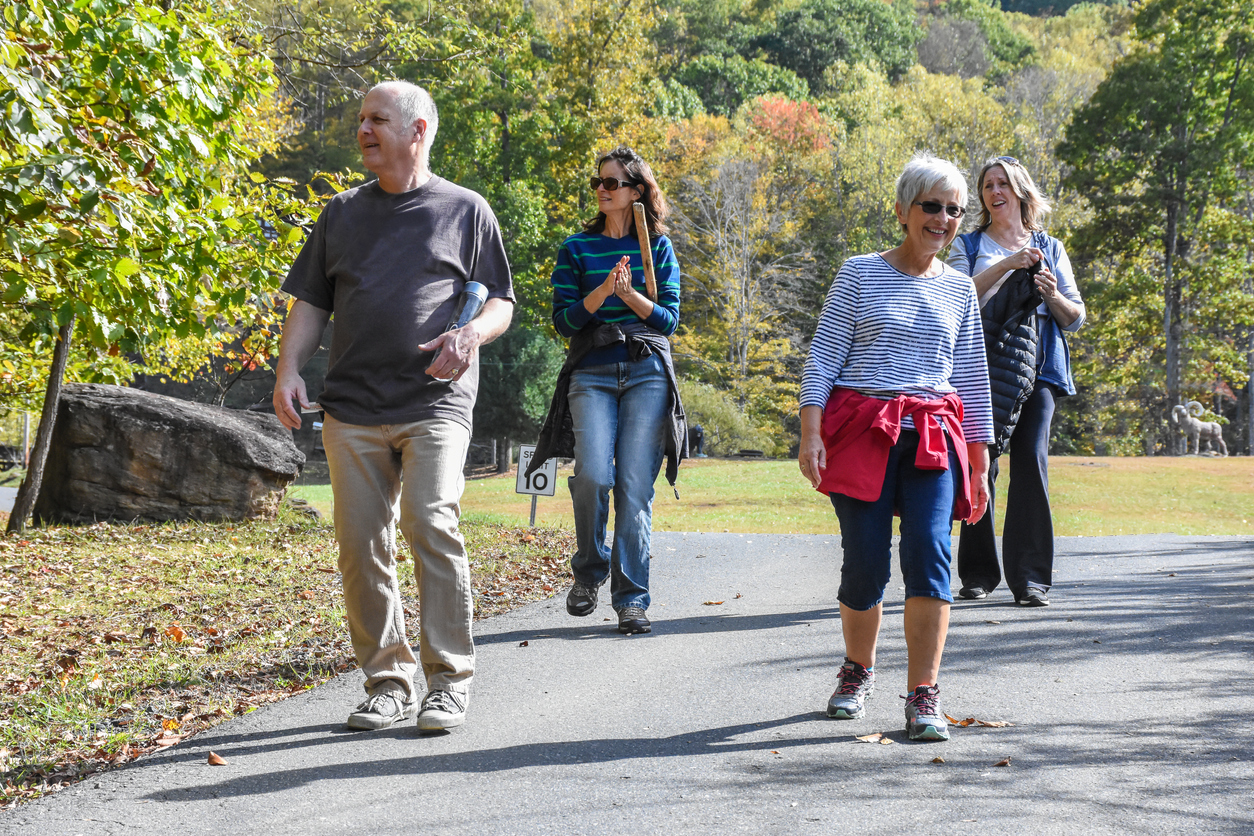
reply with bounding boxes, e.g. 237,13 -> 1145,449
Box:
567,354 -> 668,611
830,431 -> 960,610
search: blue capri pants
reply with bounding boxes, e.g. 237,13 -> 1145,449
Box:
829,430 -> 960,611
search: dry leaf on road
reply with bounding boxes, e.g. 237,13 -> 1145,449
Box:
518,640 -> 529,647
944,714 -> 1015,728
855,732 -> 884,743
932,757 -> 945,764
207,752 -> 228,766
703,601 -> 724,606
994,757 -> 1011,767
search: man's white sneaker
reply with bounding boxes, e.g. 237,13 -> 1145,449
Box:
416,689 -> 467,731
346,681 -> 417,730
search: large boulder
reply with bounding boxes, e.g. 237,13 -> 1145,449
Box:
34,383 -> 304,524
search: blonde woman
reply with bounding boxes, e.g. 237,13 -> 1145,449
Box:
949,156 -> 1086,607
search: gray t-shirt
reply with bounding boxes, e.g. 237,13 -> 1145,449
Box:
282,177 -> 514,429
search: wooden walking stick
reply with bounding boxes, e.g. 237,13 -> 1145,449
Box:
632,201 -> 658,301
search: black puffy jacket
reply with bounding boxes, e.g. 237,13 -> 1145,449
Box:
981,263 -> 1043,458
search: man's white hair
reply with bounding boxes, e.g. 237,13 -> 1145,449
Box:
371,81 -> 439,164
895,151 -> 968,211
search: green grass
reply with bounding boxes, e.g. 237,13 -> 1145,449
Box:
0,506 -> 573,807
292,456 -> 1254,537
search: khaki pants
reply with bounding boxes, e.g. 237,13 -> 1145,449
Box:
321,414 -> 474,699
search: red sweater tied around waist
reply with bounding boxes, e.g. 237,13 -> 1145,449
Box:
817,388 -> 973,521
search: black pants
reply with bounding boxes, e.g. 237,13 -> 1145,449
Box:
957,382 -> 1058,598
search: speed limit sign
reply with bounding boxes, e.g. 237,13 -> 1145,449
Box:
516,445 -> 557,497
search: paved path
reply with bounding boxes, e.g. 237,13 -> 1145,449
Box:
0,487 -> 15,514
5,533 -> 1253,835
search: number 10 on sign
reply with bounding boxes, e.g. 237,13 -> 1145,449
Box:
516,445 -> 557,527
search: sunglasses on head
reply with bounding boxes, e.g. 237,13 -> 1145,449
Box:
997,156 -> 1020,165
913,201 -> 965,218
590,176 -> 637,192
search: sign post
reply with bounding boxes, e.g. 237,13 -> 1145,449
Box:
515,444 -> 557,527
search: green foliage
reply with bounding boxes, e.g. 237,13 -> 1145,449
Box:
1059,0 -> 1254,439
474,325 -> 565,443
675,55 -> 809,117
751,0 -> 920,93
938,0 -> 1036,78
647,78 -> 707,121
676,380 -> 774,454
0,0 -> 313,412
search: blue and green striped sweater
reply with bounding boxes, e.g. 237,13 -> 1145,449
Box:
551,231 -> 681,367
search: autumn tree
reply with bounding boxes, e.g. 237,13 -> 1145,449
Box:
1060,0 -> 1254,447
0,0 -> 314,532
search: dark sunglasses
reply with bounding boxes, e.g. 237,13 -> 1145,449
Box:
590,176 -> 637,192
997,156 -> 1020,165
913,200 -> 965,218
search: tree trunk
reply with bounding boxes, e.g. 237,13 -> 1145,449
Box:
1163,201 -> 1182,454
7,317 -> 74,534
496,436 -> 512,474
1247,325 -> 1253,455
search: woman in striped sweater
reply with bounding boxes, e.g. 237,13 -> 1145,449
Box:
547,146 -> 683,636
798,152 -> 993,741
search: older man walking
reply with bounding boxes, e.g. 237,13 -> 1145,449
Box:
273,81 -> 514,732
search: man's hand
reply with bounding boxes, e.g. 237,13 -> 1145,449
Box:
419,296 -> 514,382
274,371 -> 313,430
272,300 -> 331,430
420,322 -> 482,382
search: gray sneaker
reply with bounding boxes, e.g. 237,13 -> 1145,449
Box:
566,582 -> 598,616
903,684 -> 949,741
346,681 -> 417,730
416,689 -> 467,732
827,658 -> 875,719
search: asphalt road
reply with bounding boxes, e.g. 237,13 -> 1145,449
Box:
5,533 -> 1252,835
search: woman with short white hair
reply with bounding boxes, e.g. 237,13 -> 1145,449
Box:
798,152 -> 993,742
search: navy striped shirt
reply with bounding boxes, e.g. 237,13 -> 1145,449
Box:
551,232 -> 681,365
800,253 -> 994,443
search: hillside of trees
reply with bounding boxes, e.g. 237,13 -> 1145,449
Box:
3,0 -> 1252,464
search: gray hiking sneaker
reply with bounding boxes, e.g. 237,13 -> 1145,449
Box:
416,689 -> 467,732
566,582 -> 598,616
826,658 -> 875,719
903,684 -> 949,741
346,681 -> 417,730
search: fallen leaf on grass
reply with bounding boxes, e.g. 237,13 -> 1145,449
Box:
87,674 -> 103,690
297,590 -> 315,600
207,752 -> 227,766
943,714 -> 1015,728
703,601 -> 724,606
315,567 -> 337,573
994,757 -> 1011,767
162,718 -> 181,731
164,624 -> 186,644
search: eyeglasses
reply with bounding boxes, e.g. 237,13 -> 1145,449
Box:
590,176 -> 637,192
997,156 -> 1020,165
913,201 -> 965,218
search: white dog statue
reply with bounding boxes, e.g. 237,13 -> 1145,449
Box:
1170,401 -> 1228,457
